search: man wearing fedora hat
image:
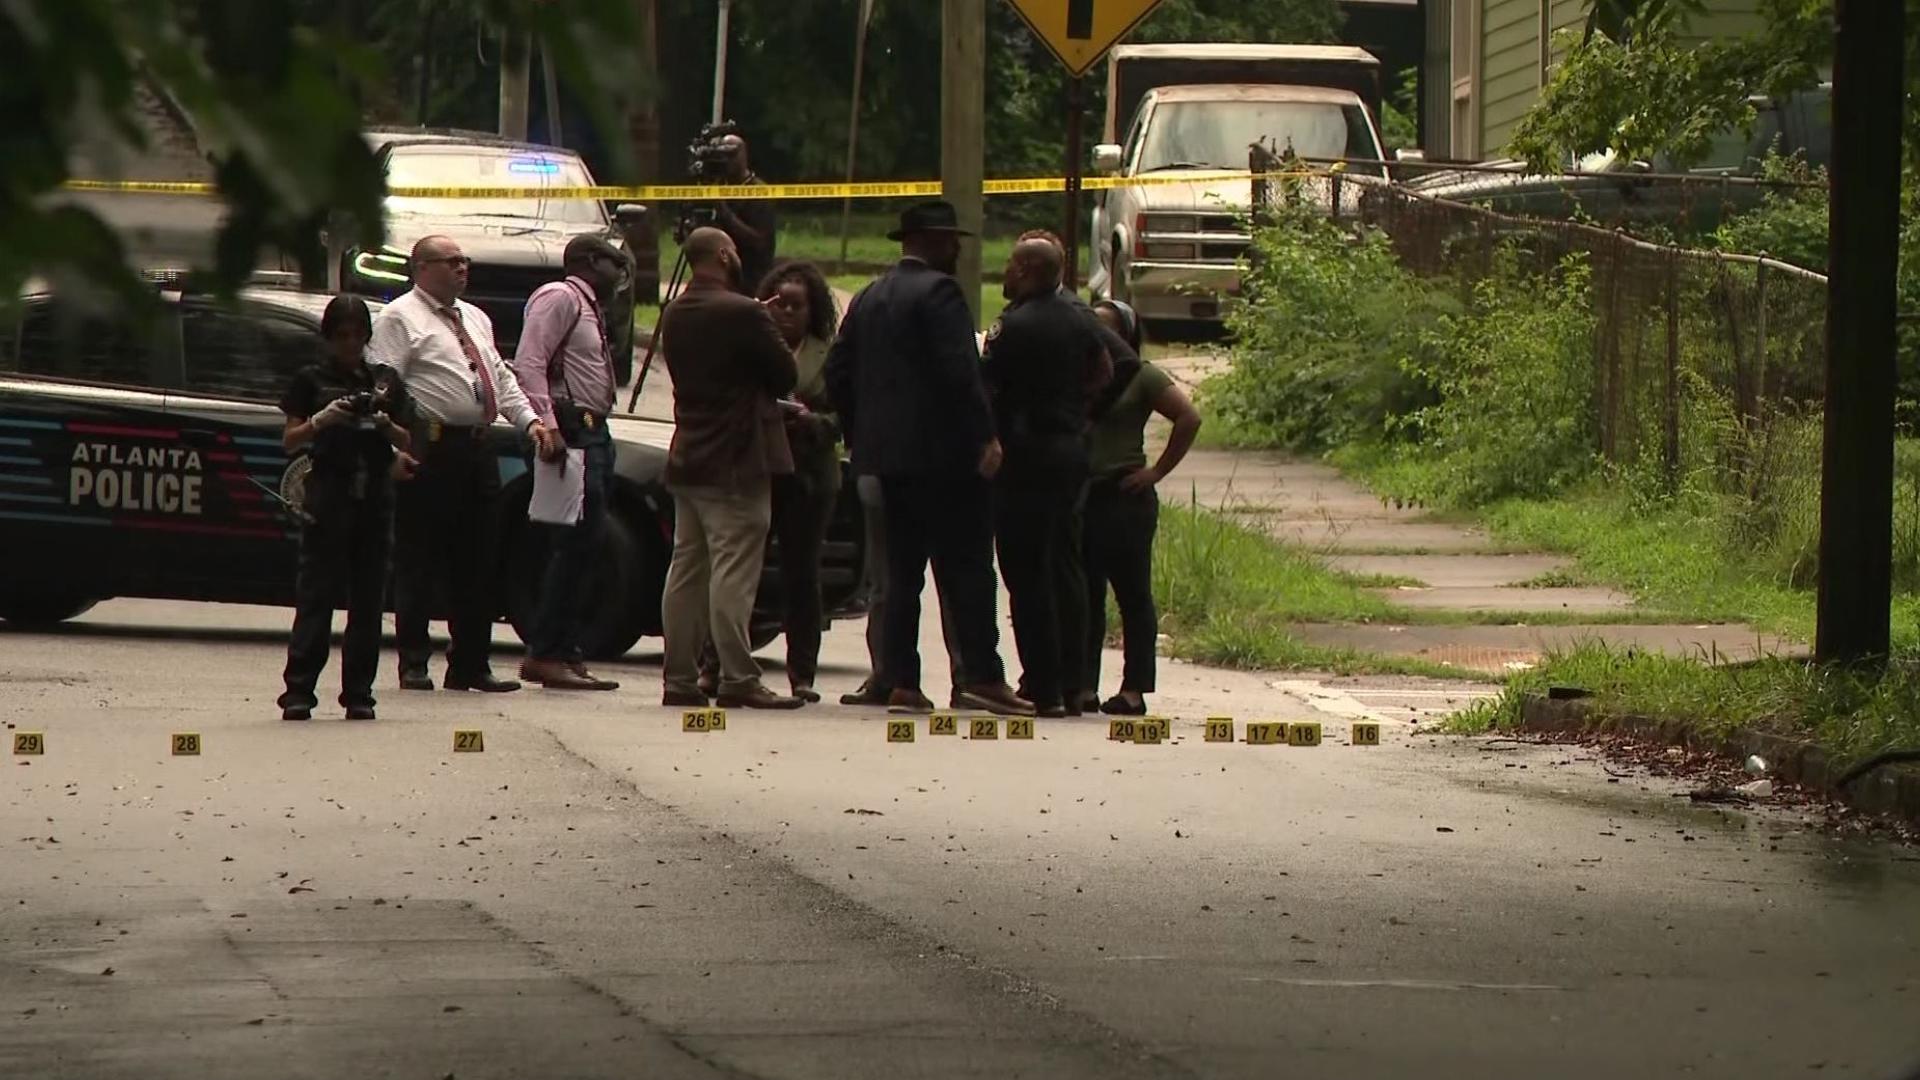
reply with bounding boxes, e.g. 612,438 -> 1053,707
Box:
825,201 -> 1031,716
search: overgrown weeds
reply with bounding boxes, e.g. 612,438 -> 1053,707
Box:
1448,642 -> 1920,767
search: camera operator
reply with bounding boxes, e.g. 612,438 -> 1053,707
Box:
276,294 -> 417,722
710,133 -> 777,295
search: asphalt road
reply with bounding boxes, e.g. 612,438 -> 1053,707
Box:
2,599 -> 1918,1080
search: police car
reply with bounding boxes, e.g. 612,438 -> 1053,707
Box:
0,276 -> 863,657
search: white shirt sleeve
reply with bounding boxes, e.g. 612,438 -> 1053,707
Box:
368,303 -> 416,378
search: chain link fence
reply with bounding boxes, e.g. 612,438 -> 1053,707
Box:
1248,145 -> 1831,484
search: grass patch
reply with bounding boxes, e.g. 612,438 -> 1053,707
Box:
1342,572 -> 1427,589
1151,502 -> 1479,678
1515,568 -> 1587,589
1445,641 -> 1920,766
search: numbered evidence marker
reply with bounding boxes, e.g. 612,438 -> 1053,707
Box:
1351,722 -> 1382,746
13,731 -> 45,755
708,709 -> 727,732
1244,722 -> 1286,745
1107,719 -> 1138,742
968,717 -> 999,740
929,712 -> 959,736
681,709 -> 712,733
453,729 -> 485,753
886,720 -> 916,743
1288,721 -> 1324,748
1133,717 -> 1168,745
1006,717 -> 1035,740
1204,717 -> 1235,743
170,732 -> 201,756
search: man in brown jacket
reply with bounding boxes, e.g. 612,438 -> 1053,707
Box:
658,227 -> 802,709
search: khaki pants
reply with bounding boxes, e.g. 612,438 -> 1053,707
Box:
662,480 -> 772,696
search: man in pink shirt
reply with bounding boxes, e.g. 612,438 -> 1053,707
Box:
511,234 -> 631,690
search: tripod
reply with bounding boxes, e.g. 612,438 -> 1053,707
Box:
624,204 -> 718,414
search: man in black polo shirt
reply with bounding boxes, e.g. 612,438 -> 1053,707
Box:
983,238 -> 1112,717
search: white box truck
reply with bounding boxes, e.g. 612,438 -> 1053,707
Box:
1087,44 -> 1387,327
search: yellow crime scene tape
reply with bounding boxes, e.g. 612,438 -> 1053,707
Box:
60,169 -> 1336,201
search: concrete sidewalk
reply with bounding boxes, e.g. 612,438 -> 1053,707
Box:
1151,353 -> 1791,675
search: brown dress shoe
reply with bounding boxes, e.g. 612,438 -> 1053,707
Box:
963,682 -> 1034,716
662,688 -> 709,707
886,688 -> 936,714
842,681 -> 890,707
567,662 -> 621,691
518,658 -> 606,690
716,684 -> 805,710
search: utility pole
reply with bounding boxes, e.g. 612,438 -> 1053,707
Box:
626,0 -> 663,304
837,0 -> 878,274
499,29 -> 530,141
1815,0 -> 1905,665
942,0 -> 986,326
540,44 -> 564,146
712,0 -> 733,124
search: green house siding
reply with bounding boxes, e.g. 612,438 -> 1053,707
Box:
1479,0 -> 1541,154
1475,0 -> 1770,158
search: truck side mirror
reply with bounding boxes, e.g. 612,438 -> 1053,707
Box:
613,202 -> 648,224
1091,144 -> 1124,174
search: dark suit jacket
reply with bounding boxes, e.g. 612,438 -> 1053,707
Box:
982,291 -> 1107,484
824,258 -> 994,478
659,282 -> 797,488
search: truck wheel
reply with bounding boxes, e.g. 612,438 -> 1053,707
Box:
506,508 -> 655,662
0,592 -> 99,628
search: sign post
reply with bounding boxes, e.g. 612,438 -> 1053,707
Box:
1004,0 -> 1167,291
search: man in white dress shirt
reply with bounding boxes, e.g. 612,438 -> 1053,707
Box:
370,235 -> 558,693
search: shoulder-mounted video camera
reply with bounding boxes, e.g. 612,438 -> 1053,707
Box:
686,120 -> 742,180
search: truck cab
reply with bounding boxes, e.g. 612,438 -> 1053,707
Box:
1088,45 -> 1386,328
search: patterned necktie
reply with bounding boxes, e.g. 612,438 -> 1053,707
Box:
437,305 -> 497,422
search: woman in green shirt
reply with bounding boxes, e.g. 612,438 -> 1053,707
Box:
760,260 -> 843,702
1081,300 -> 1202,716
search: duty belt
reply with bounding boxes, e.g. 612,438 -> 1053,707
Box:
420,419 -> 489,443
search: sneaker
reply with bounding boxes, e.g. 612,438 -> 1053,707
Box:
717,684 -> 805,710
887,689 -> 936,714
962,683 -> 1035,716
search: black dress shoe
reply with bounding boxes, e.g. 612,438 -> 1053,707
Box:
1037,704 -> 1069,719
1100,693 -> 1147,716
663,688 -> 710,707
445,672 -> 521,693
344,706 -> 376,721
841,682 -> 890,707
281,705 -> 312,722
398,668 -> 434,691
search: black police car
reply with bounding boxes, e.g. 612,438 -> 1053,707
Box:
0,279 -> 863,658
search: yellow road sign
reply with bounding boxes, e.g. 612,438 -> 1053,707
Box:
1005,0 -> 1168,77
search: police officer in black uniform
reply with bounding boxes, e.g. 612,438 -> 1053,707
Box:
982,239 -> 1111,717
276,295 -> 417,721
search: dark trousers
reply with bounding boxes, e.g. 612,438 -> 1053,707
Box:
774,447 -> 840,688
857,475 -> 965,691
393,430 -> 501,679
526,435 -> 614,663
878,473 -> 1005,693
1083,483 -> 1159,694
280,486 -> 391,710
994,475 -> 1088,710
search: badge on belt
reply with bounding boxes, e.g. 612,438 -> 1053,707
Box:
584,413 -> 596,429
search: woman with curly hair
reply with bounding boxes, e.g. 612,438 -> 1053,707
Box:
757,259 -> 843,701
